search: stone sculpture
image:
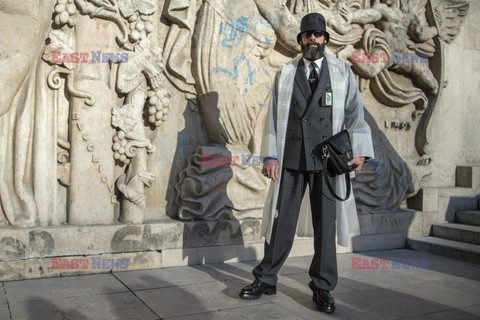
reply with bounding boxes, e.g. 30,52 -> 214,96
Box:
0,0 -> 470,228
172,0 -> 303,220
0,0 -> 170,227
0,0 -> 57,227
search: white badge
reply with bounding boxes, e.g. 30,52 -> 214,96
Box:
325,92 -> 332,106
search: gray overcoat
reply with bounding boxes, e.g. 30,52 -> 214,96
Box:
260,53 -> 375,246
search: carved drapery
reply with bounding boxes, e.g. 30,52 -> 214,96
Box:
174,0 -> 275,220
0,0 -> 57,227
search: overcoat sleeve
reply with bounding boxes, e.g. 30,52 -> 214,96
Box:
343,67 -> 374,159
261,71 -> 280,160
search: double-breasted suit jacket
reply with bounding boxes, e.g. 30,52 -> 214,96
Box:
283,58 -> 332,171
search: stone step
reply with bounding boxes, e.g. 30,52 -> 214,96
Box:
407,237 -> 480,264
456,210 -> 480,227
431,223 -> 480,245
436,187 -> 479,222
437,186 -> 478,198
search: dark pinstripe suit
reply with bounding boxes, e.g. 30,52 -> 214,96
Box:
253,58 -> 338,292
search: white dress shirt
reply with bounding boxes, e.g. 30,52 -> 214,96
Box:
303,57 -> 324,80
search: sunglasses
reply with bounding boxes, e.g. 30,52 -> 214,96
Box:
301,31 -> 325,38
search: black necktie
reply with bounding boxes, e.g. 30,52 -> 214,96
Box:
308,62 -> 318,92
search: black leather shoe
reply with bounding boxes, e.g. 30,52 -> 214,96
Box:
239,279 -> 277,300
313,290 -> 335,313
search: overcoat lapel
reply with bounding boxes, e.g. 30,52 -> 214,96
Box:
294,59 -> 310,102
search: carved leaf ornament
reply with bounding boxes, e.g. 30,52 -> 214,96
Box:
117,0 -> 156,17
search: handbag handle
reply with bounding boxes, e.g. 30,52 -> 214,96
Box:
321,157 -> 351,202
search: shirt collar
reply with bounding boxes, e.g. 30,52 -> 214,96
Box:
303,56 -> 324,69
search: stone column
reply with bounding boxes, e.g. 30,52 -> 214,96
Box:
68,15 -> 118,224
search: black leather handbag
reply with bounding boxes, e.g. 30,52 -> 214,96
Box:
317,130 -> 356,201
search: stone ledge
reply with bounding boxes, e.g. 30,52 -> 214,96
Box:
0,239 -> 316,281
0,251 -> 162,281
358,210 -> 421,235
352,232 -> 410,251
161,238 -> 318,267
0,213 -> 429,281
0,219 -> 262,261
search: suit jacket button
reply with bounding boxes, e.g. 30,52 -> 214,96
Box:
303,119 -> 308,122
322,135 -> 327,139
320,117 -> 325,121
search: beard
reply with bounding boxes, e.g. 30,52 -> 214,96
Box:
301,41 -> 326,61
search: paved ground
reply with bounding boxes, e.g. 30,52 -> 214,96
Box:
1,249 -> 479,320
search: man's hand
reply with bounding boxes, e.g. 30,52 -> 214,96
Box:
262,158 -> 279,181
348,156 -> 366,172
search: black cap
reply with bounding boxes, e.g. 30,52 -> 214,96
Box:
297,13 -> 330,44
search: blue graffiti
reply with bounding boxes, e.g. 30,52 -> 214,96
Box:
218,12 -> 273,48
156,137 -> 168,168
368,159 -> 386,189
254,19 -> 273,44
219,19 -> 244,48
263,12 -> 278,27
213,65 -> 236,79
212,54 -> 256,85
177,132 -> 189,157
260,69 -> 273,93
156,132 -> 189,168
366,158 -> 412,193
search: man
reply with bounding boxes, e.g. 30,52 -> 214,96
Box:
238,13 -> 374,313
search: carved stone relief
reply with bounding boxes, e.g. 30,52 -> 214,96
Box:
0,0 -> 470,230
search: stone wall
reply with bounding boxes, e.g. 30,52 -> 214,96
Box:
0,0 -> 477,280
426,0 -> 480,185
